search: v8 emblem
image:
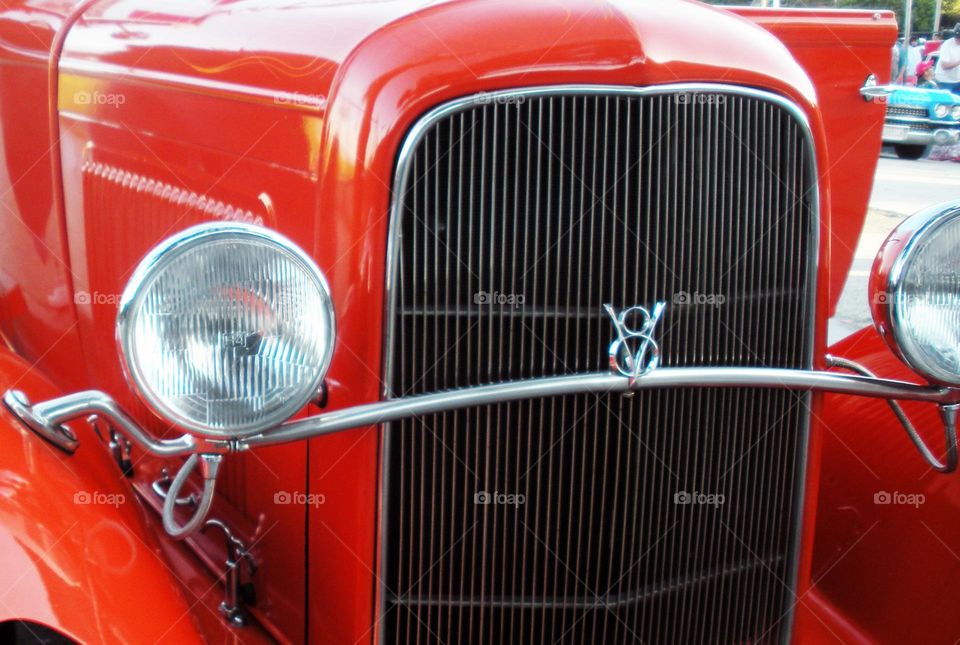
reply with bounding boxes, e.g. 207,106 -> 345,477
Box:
603,302 -> 666,385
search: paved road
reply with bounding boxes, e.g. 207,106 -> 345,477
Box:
828,151 -> 960,343
869,151 -> 960,215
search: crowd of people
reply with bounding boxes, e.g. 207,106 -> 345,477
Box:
891,25 -> 960,91
891,25 -> 960,161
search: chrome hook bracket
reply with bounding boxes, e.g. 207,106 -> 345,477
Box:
109,427 -> 134,478
202,518 -> 258,627
151,467 -> 198,507
937,404 -> 959,474
161,453 -> 223,539
827,355 -> 958,473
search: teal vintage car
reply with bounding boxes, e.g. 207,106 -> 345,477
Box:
883,86 -> 960,159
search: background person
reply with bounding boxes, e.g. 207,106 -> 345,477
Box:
907,36 -> 923,84
935,25 -> 960,93
917,59 -> 939,88
893,38 -> 907,83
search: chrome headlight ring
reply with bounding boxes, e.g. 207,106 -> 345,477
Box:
117,223 -> 336,438
872,200 -> 960,387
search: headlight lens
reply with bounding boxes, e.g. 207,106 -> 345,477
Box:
952,105 -> 960,121
872,203 -> 960,386
935,104 -> 950,119
117,223 -> 335,437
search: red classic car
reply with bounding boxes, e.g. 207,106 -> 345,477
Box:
0,1 -> 957,643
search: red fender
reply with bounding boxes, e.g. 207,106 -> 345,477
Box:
806,326 -> 960,643
0,347 -> 206,643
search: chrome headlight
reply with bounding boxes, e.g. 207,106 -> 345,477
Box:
952,105 -> 960,121
117,223 -> 335,437
871,202 -> 960,386
935,103 -> 950,119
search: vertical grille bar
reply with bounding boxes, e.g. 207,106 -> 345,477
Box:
382,85 -> 817,645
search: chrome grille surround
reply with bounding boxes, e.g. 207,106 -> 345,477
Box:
380,84 -> 819,645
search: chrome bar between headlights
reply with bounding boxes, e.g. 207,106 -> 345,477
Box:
5,366 -> 960,454
5,363 -> 959,542
2,389 -> 225,456
243,367 -> 960,447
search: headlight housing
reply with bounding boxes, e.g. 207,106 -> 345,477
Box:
952,105 -> 960,121
935,103 -> 950,119
117,223 -> 335,437
871,201 -> 960,386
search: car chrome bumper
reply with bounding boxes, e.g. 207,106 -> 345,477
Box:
6,364 -> 960,451
883,121 -> 960,145
6,359 -> 960,539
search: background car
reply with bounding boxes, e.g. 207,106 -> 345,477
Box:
882,85 -> 960,159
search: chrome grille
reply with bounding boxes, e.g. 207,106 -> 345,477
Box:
886,104 -> 928,119
382,86 -> 816,644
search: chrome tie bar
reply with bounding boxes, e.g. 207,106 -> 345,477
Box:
5,361 -> 959,538
6,366 -> 960,453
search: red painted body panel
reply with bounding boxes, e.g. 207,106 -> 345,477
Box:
0,0 -> 932,642
0,0 -> 87,390
792,588 -> 873,645
729,8 -> 894,317
55,106 -> 312,642
812,326 -> 960,643
0,345 -> 275,643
